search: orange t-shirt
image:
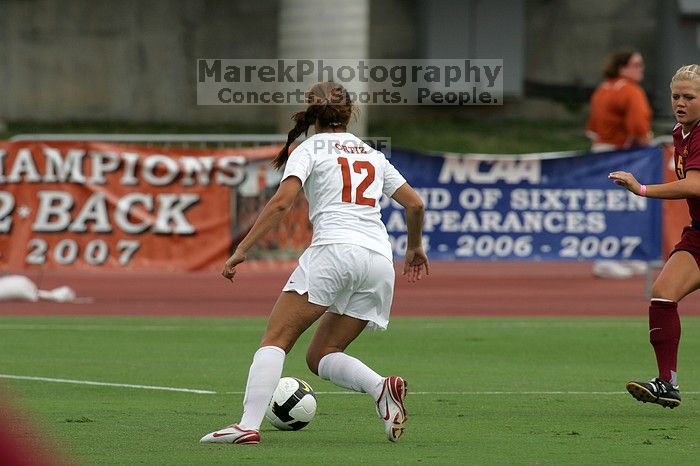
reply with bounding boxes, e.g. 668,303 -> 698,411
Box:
586,77 -> 652,148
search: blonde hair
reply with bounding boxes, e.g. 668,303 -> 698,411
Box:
670,64 -> 700,88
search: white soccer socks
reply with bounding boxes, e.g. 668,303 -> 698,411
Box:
238,345 -> 286,430
318,352 -> 383,400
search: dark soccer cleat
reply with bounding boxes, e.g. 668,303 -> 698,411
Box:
626,378 -> 681,409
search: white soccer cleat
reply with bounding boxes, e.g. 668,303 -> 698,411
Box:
375,375 -> 408,442
199,424 -> 260,445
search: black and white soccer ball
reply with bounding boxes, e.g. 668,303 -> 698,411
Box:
265,377 -> 317,431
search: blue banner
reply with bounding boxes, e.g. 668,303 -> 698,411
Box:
382,147 -> 664,261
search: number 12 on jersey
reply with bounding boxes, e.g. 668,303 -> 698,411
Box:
337,157 -> 377,207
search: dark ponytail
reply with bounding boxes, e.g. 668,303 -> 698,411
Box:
272,105 -> 321,170
271,81 -> 354,170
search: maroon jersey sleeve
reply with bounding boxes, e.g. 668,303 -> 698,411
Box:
682,124 -> 700,171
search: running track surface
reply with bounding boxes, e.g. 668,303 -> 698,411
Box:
2,261 -> 700,317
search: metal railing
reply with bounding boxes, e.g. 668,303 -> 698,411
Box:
9,133 -> 289,148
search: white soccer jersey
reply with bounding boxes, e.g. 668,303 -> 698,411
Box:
282,132 -> 406,260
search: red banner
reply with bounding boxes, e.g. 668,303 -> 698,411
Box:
0,141 -> 282,271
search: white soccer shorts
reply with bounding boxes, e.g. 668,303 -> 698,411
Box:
282,244 -> 395,331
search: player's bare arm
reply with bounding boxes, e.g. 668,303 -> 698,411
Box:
222,176 -> 303,281
609,169 -> 700,199
391,183 -> 429,283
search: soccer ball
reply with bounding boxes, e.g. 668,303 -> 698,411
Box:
265,377 -> 317,431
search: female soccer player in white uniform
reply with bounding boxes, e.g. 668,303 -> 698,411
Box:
200,81 -> 429,444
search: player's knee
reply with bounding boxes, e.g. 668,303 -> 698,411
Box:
650,283 -> 673,300
261,325 -> 305,354
260,334 -> 295,354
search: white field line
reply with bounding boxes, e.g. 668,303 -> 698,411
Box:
0,324 -> 263,332
2,374 -> 697,396
0,374 -> 216,394
0,324 -> 184,331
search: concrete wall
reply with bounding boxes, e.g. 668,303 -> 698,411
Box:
0,0 -> 679,124
0,0 -> 280,124
524,0 -> 659,118
655,0 -> 700,118
420,0 -> 525,97
277,0 -> 369,135
526,0 -> 658,87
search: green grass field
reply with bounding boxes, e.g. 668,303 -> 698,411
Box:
1,316 -> 699,465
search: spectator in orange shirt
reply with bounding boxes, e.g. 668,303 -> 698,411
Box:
587,48 -> 653,150
587,48 -> 653,278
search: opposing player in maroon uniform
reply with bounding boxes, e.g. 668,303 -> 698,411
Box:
609,64 -> 700,408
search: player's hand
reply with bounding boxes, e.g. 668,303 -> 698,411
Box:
222,249 -> 246,282
608,171 -> 642,195
403,247 -> 429,283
